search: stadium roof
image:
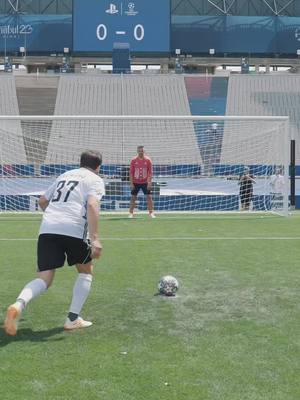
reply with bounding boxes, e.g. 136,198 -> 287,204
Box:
172,0 -> 300,16
0,0 -> 72,14
0,0 -> 299,17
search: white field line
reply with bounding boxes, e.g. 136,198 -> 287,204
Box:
0,237 -> 300,241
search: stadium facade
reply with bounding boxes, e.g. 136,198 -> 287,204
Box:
0,0 -> 300,57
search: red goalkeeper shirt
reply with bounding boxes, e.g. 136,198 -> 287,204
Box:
130,156 -> 153,184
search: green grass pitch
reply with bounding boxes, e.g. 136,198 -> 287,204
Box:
0,213 -> 300,400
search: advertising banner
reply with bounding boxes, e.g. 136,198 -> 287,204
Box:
0,14 -> 72,53
172,15 -> 300,55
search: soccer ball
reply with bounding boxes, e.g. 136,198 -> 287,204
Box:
158,275 -> 179,296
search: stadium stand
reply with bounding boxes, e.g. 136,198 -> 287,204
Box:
53,75 -> 191,115
0,76 -> 27,163
15,76 -> 59,115
44,75 -> 203,166
225,74 -> 300,163
184,77 -> 228,116
1,73 -> 297,172
14,76 -> 59,163
184,76 -> 228,173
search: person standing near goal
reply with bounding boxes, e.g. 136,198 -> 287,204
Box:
238,166 -> 256,211
270,167 -> 285,209
4,150 -> 105,336
270,167 -> 285,195
128,145 -> 155,218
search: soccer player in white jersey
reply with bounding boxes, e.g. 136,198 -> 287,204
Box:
4,150 -> 105,336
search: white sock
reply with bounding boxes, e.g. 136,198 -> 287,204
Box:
15,278 -> 47,309
69,273 -> 93,315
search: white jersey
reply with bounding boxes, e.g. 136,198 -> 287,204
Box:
270,174 -> 285,194
39,167 -> 105,239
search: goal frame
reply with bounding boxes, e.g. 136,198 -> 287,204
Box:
0,115 -> 290,216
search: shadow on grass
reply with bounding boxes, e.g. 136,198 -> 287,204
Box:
0,326 -> 65,347
102,216 -> 151,221
103,217 -> 131,221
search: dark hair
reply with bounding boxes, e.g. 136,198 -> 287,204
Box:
80,150 -> 102,170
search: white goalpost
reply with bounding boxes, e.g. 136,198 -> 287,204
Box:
0,115 -> 290,215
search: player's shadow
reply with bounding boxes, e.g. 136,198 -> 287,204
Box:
104,217 -> 132,221
0,326 -> 64,347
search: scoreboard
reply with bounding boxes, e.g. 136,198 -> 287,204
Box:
73,0 -> 170,52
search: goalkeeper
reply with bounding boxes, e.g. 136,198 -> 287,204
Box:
128,145 -> 155,218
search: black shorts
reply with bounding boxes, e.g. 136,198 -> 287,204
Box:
240,190 -> 253,204
131,183 -> 151,196
37,234 -> 92,272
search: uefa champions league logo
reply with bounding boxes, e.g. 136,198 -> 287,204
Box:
105,2 -> 138,16
125,2 -> 138,16
295,28 -> 300,41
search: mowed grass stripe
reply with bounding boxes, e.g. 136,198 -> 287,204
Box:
0,236 -> 300,241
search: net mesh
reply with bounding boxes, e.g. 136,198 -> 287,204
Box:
0,116 -> 289,215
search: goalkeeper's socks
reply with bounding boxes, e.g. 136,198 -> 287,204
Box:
68,312 -> 79,322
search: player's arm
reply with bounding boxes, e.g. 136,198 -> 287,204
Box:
250,174 -> 256,183
147,159 -> 153,188
38,195 -> 49,211
87,195 -> 102,259
129,160 -> 134,189
38,179 -> 57,211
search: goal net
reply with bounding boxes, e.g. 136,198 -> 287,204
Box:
0,115 -> 289,215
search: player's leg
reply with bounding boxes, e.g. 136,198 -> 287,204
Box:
240,191 -> 246,211
4,234 -> 63,336
240,199 -> 244,210
129,195 -> 136,217
141,184 -> 155,217
146,194 -> 155,217
64,238 -> 94,330
244,191 -> 251,210
15,270 -> 54,309
129,185 -> 138,217
4,271 -> 52,336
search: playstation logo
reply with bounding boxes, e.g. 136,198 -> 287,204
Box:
106,3 -> 119,14
125,2 -> 138,16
